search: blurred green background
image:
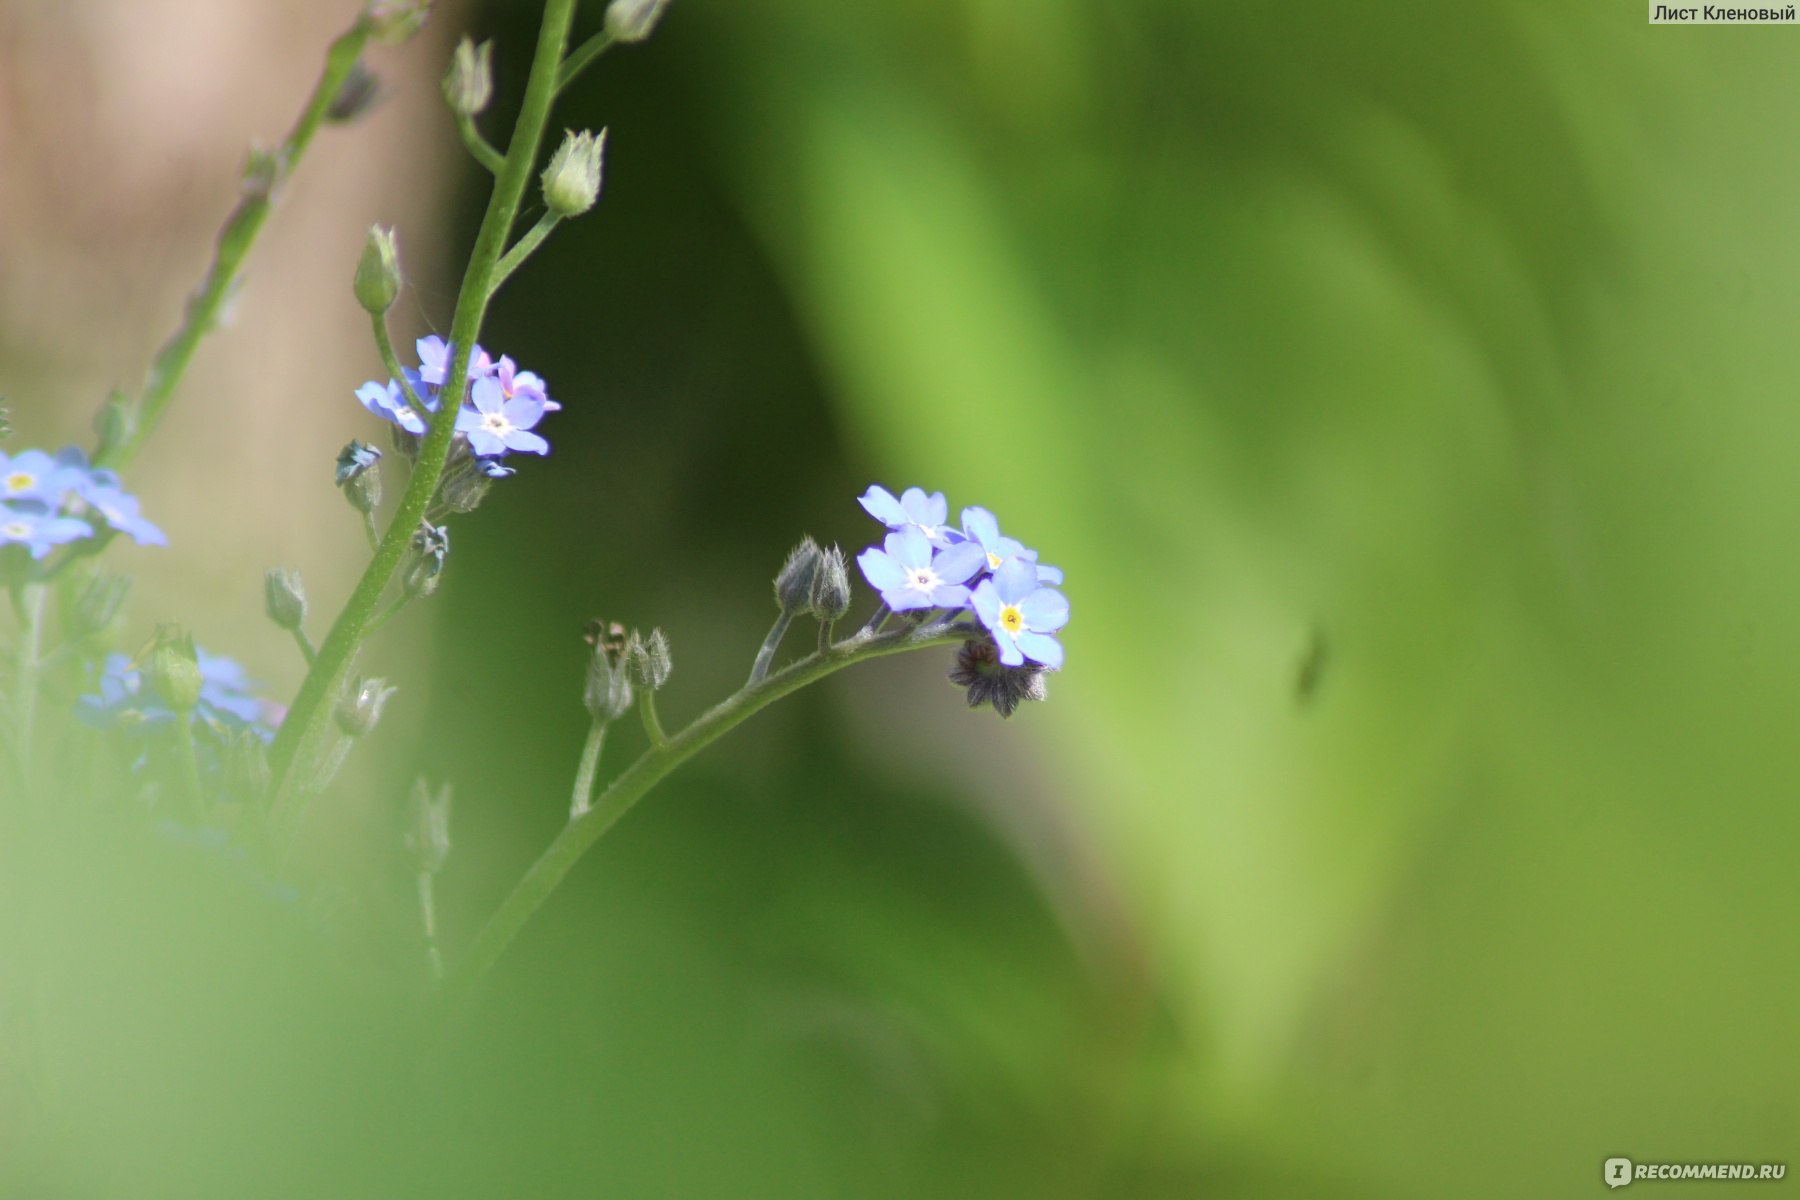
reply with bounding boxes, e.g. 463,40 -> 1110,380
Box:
7,0 -> 1800,1196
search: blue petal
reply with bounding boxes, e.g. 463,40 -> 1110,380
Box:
885,528 -> 931,569
1015,630 -> 1063,669
930,583 -> 972,609
858,547 -> 907,592
1018,587 -> 1069,632
993,558 -> 1039,604
932,541 -> 986,585
992,628 -> 1025,667
961,506 -> 1000,550
970,578 -> 1003,627
1033,564 -> 1065,586
858,485 -> 907,527
885,588 -> 936,612
504,429 -> 550,455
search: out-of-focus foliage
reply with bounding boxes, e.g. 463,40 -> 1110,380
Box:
9,1 -> 1799,1197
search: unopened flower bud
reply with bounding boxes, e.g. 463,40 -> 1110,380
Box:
363,0 -> 429,44
604,0 -> 672,43
438,466 -> 492,514
353,225 -> 401,315
406,778 -> 452,875
149,626 -> 203,713
443,37 -> 493,117
774,537 -> 822,616
810,544 -> 851,621
337,676 -> 397,737
326,60 -> 382,123
67,570 -> 131,638
630,627 -> 672,689
582,620 -> 634,720
264,567 -> 307,632
540,129 -> 606,218
403,522 -> 449,597
336,441 -> 384,512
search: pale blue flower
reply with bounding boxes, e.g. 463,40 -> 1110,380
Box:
856,528 -> 985,611
970,559 -> 1068,668
0,502 -> 93,558
859,485 -> 954,542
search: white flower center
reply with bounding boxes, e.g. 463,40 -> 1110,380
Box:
986,550 -> 1003,571
905,566 -> 941,595
482,412 -> 514,437
394,406 -> 416,423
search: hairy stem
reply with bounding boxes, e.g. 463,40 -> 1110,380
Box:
555,29 -> 616,93
266,0 -> 582,841
637,686 -> 667,749
488,212 -> 561,300
747,612 -> 792,686
455,112 -> 505,175
437,621 -> 972,1021
568,717 -> 608,819
96,20 -> 372,471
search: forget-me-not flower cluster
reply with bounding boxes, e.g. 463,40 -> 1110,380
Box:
0,446 -> 166,559
357,335 -> 557,465
79,648 -> 279,743
855,484 -> 1069,672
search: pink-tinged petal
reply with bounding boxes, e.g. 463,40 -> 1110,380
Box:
503,429 -> 550,455
858,547 -> 907,592
858,485 -> 907,526
1018,587 -> 1069,632
1015,631 -> 1063,669
932,541 -> 986,585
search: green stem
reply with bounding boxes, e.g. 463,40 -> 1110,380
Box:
291,627 -> 317,666
488,212 -> 561,300
455,112 -> 505,175
438,620 -> 973,1019
361,510 -> 381,553
96,20 -> 372,471
266,0 -> 583,840
568,717 -> 608,819
555,29 -> 616,93
637,685 -> 667,749
747,612 -> 792,686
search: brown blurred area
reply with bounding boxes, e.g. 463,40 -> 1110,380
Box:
0,0 -> 467,693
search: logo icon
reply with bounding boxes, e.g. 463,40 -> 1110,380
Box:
1605,1158 -> 1634,1189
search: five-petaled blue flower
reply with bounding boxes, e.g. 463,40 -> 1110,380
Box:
0,502 -> 93,559
857,528 -> 986,611
356,378 -> 434,435
456,374 -> 550,457
0,448 -> 86,506
970,559 -> 1068,669
859,485 -> 954,542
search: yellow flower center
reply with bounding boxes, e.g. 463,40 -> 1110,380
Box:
986,551 -> 1003,571
5,472 -> 35,493
999,604 -> 1025,634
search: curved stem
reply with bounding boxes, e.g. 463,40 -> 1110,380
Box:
96,20 -> 372,471
555,29 -> 616,93
568,717 -> 608,819
747,612 -> 792,686
266,0 -> 582,842
637,686 -> 667,749
171,716 -> 207,823
488,212 -> 561,301
437,621 -> 973,1021
290,627 -> 317,666
455,112 -> 505,175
